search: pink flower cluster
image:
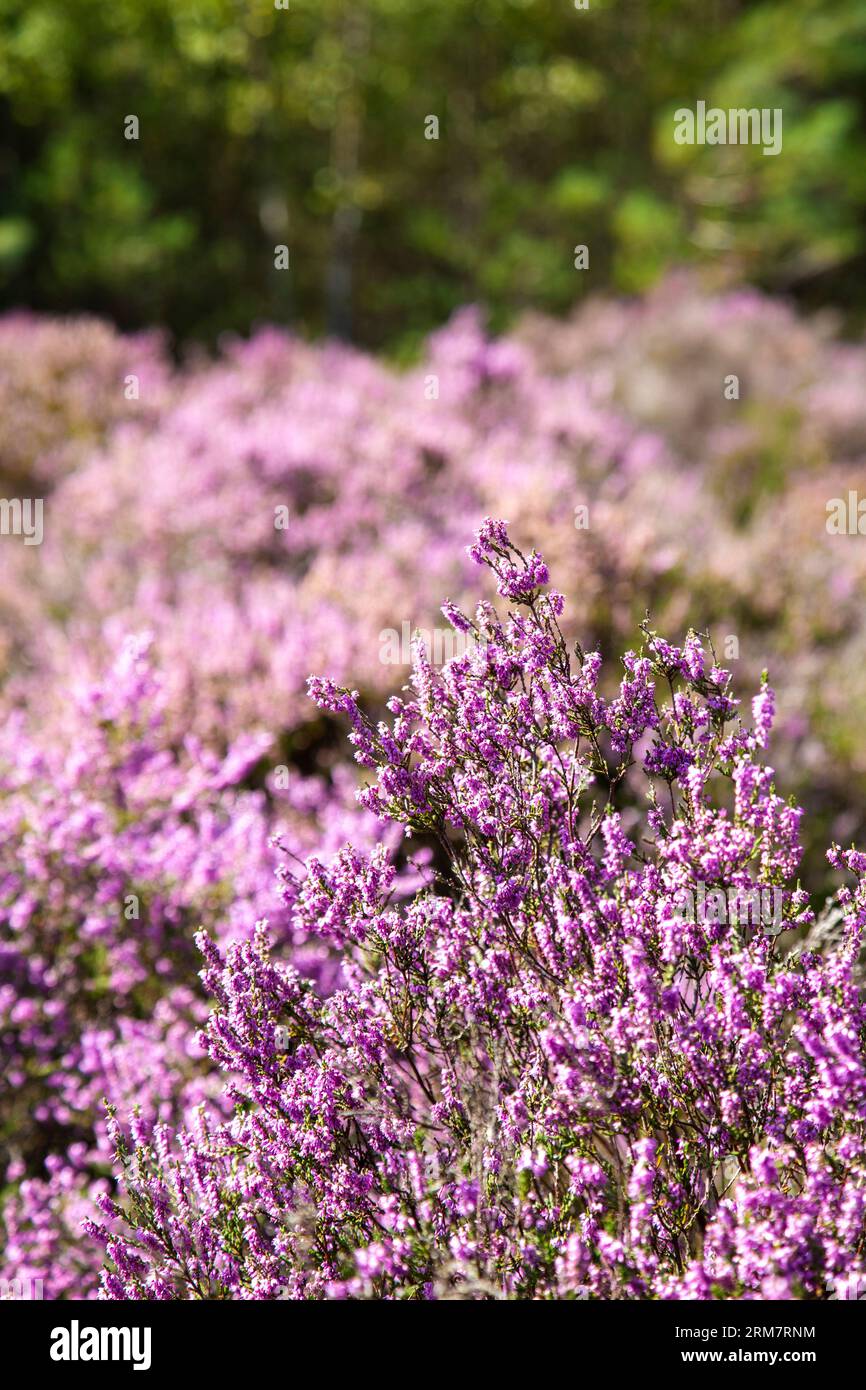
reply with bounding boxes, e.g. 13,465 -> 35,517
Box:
0,635 -> 394,1296
2,278 -> 864,862
2,278 -> 866,1299
86,525 -> 866,1300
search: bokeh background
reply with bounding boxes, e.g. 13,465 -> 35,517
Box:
2,0 -> 866,1299
2,0 -> 866,350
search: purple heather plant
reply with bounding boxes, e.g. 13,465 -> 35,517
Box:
2,286 -> 866,878
0,633 -> 398,1297
2,283 -> 865,1301
89,522 -> 866,1300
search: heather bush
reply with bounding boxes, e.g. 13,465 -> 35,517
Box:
89,524 -> 866,1300
0,632 -> 402,1296
0,313 -> 168,493
518,272 -> 866,516
2,283 -> 866,1300
0,308 -> 678,745
2,282 -> 865,890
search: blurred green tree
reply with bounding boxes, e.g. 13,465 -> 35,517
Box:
0,0 -> 864,349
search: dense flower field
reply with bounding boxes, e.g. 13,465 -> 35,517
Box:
1,277 -> 865,1299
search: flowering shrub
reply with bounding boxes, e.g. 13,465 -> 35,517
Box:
2,282 -> 866,1299
90,524 -> 866,1300
1,281 -> 865,878
0,313 -> 168,493
0,633 -> 398,1297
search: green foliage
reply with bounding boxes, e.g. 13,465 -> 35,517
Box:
1,0 -> 864,348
